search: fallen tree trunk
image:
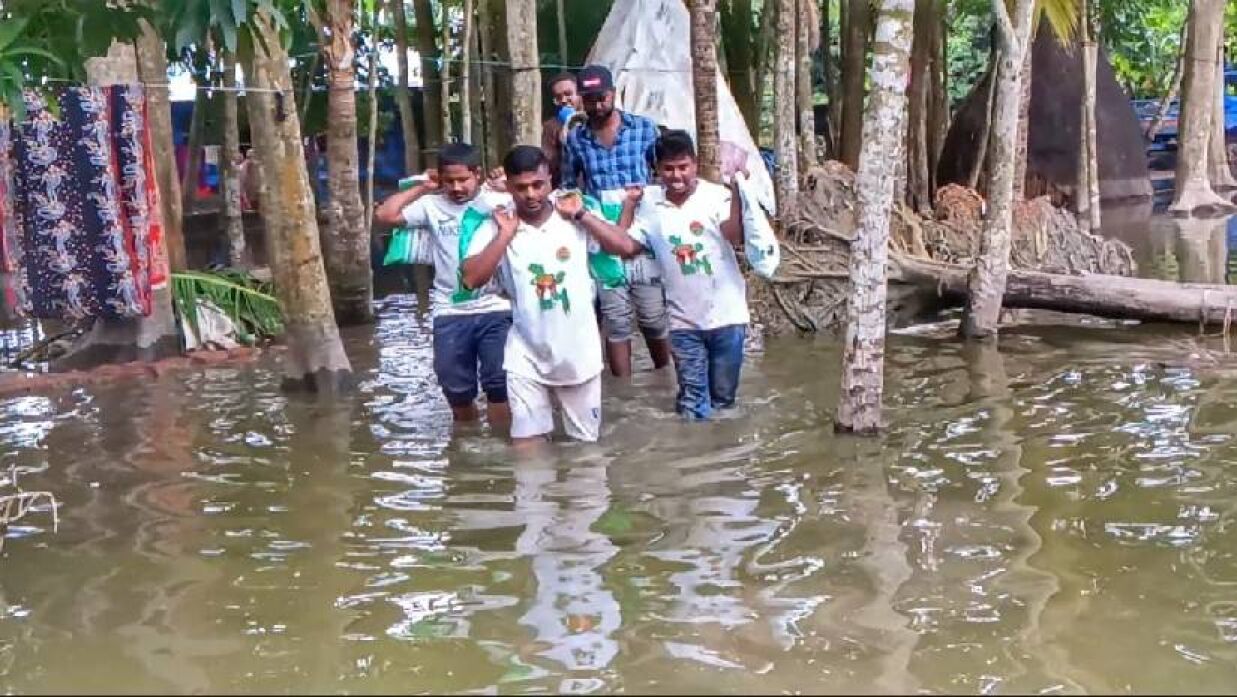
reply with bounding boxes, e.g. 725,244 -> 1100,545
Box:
894,255 -> 1237,326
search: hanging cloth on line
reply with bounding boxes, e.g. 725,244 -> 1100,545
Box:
4,86 -> 166,321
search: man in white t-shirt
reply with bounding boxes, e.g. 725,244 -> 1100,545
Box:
374,143 -> 513,425
586,130 -> 750,420
461,146 -> 638,446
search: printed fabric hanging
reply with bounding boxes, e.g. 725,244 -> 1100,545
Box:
3,85 -> 165,321
0,118 -> 27,322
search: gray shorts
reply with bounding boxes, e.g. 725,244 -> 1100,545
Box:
597,281 -> 669,343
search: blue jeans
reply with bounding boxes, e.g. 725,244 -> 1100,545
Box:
669,325 -> 746,420
432,311 -> 511,407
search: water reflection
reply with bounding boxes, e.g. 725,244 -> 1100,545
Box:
4,300 -> 1237,692
1103,203 -> 1236,285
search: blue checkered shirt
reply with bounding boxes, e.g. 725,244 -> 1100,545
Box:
560,110 -> 658,197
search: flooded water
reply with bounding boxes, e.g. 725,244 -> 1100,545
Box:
5,289 -> 1237,694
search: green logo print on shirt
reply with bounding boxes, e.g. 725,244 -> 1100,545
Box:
451,206 -> 490,304
528,263 -> 571,313
669,235 -> 712,276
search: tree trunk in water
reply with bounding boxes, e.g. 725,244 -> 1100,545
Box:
135,23 -> 186,273
928,3 -> 948,181
440,7 -> 453,142
366,13 -> 380,230
320,0 -> 375,326
246,14 -> 354,391
555,0 -> 568,62
838,0 -> 871,169
391,0 -> 421,173
1012,39 -> 1032,199
469,4 -> 485,148
821,0 -> 837,155
181,84 -> 208,212
1169,0 -> 1229,214
54,40 -> 180,371
968,56 -> 997,191
221,52 -> 246,267
1145,21 -> 1186,142
691,0 -> 722,180
721,0 -> 758,133
795,0 -> 817,169
506,0 -> 541,148
462,0 -> 475,144
1076,1 -> 1101,232
906,0 -> 934,213
773,0 -> 799,220
414,0 -> 445,157
958,0 -> 1035,339
835,0 -> 914,434
478,0 -> 501,166
1209,40 -> 1237,190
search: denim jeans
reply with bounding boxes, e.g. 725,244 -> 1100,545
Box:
669,324 -> 746,420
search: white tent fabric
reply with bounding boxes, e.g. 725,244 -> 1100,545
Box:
586,0 -> 778,214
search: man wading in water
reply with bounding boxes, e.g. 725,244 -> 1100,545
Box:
586,130 -> 752,420
561,65 -> 671,379
462,146 -> 639,447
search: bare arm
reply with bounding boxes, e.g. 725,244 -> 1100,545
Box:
461,210 -> 517,290
373,179 -> 437,229
719,180 -> 744,246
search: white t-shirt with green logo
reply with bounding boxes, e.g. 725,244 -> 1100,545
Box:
401,189 -> 513,318
629,181 -> 750,332
466,212 -> 603,386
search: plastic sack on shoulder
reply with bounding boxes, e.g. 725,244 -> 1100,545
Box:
734,172 -> 780,279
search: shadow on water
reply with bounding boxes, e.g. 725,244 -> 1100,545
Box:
4,275 -> 1237,691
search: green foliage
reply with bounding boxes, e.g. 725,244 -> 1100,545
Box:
171,269 -> 284,345
0,0 -> 150,118
1098,0 -> 1185,97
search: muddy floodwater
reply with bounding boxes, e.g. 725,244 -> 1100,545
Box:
3,213 -> 1237,694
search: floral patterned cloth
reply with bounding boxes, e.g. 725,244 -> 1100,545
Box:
1,86 -> 165,321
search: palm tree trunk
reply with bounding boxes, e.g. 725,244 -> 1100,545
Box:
835,0 -> 915,434
391,0 -> 422,172
462,0 -> 475,144
1169,0 -> 1230,214
414,0 -> 445,156
319,0 -> 375,326
220,52 -> 246,267
1209,40 -> 1237,190
478,0 -> 500,165
773,0 -> 799,220
135,24 -> 186,273
1077,1 -> 1101,232
469,4 -> 485,148
506,0 -> 541,147
839,0 -> 872,169
555,0 -> 569,63
691,0 -> 722,181
246,14 -> 353,391
907,0 -> 934,212
1013,37 -> 1033,199
958,0 -> 1036,339
821,0 -> 837,155
795,0 -> 817,170
181,84 -> 208,212
440,4 -> 453,142
367,9 -> 381,230
720,0 -> 758,133
929,3 -> 948,183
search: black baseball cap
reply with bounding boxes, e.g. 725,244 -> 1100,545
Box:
578,65 -> 615,97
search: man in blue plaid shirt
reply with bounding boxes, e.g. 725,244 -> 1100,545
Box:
561,65 -> 671,378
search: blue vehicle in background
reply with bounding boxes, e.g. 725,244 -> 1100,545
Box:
1135,65 -> 1237,154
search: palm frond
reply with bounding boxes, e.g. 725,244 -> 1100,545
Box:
1034,0 -> 1079,43
171,269 -> 284,346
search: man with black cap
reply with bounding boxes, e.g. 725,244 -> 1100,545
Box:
561,64 -> 671,379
